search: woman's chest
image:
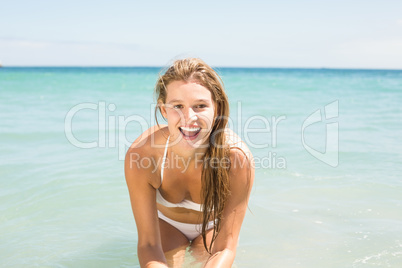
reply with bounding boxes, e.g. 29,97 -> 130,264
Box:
160,169 -> 202,204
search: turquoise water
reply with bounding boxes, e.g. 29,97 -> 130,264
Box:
1,67 -> 401,267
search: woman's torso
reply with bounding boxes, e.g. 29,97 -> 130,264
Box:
145,125 -> 247,224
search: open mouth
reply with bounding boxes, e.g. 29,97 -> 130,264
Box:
179,126 -> 201,140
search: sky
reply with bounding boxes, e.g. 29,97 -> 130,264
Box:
1,0 -> 402,68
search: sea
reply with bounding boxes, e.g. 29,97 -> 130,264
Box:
1,67 -> 401,267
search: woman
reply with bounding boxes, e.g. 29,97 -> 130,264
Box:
125,58 -> 254,267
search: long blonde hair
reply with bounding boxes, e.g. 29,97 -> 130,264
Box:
155,58 -> 230,253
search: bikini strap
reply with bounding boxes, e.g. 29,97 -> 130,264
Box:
160,136 -> 170,183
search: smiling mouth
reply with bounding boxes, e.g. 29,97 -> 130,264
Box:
179,127 -> 201,139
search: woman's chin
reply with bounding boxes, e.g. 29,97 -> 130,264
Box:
178,135 -> 209,150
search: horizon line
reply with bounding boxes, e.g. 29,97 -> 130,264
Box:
1,65 -> 402,71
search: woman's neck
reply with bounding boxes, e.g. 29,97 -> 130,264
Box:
168,142 -> 207,171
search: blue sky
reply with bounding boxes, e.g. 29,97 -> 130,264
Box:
1,0 -> 402,68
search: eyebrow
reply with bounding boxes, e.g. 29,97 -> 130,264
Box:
167,99 -> 182,104
167,99 -> 211,104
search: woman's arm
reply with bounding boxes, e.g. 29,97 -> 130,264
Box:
204,149 -> 255,268
125,145 -> 168,268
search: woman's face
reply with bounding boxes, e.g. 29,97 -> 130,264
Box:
161,80 -> 216,149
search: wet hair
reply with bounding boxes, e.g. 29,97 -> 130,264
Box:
155,58 -> 230,253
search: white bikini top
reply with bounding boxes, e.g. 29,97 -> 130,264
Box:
156,136 -> 203,212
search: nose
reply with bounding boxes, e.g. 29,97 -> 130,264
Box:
183,108 -> 198,124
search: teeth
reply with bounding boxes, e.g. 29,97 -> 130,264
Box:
180,127 -> 201,132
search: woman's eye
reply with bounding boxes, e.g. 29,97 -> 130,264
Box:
173,105 -> 182,109
196,104 -> 206,109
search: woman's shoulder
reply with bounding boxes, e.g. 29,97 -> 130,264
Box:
125,125 -> 169,171
125,125 -> 169,186
224,128 -> 254,191
225,128 -> 252,157
127,124 -> 170,154
225,128 -> 254,177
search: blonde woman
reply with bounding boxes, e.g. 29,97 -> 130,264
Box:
125,58 -> 254,267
